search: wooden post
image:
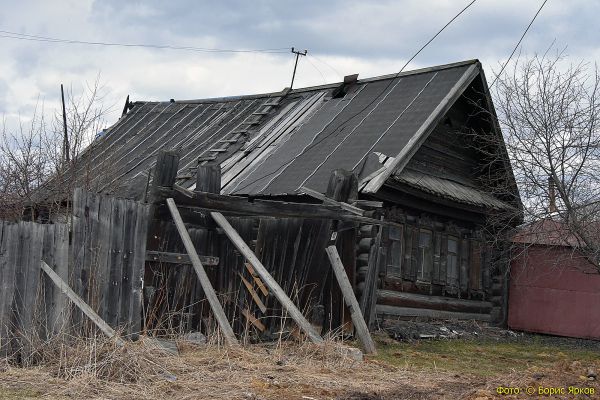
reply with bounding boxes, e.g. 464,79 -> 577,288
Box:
210,211 -> 323,344
325,246 -> 376,354
40,261 -> 125,346
166,198 -> 238,346
148,150 -> 180,204
196,164 -> 221,193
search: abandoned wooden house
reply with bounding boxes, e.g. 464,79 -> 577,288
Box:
3,59 -> 520,351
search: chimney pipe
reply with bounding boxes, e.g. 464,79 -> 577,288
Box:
548,176 -> 557,213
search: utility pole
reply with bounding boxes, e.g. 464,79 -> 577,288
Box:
60,84 -> 70,164
290,47 -> 307,90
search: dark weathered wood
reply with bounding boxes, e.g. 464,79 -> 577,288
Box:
211,211 -> 323,344
106,198 -> 125,327
377,290 -> 492,314
326,246 -> 376,354
0,223 -> 16,355
129,203 -> 149,337
196,164 -> 221,193
166,198 -> 238,346
376,304 -> 491,322
172,184 -> 401,227
149,150 -> 180,204
146,251 -> 219,266
119,200 -> 137,330
40,261 -> 125,345
360,217 -> 384,328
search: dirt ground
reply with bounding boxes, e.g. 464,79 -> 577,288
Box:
0,323 -> 598,399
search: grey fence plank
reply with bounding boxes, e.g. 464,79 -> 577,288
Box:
0,222 -> 16,355
106,197 -> 125,327
129,202 -> 149,337
119,200 -> 136,331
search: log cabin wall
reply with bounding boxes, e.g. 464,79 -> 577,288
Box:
368,205 -> 502,324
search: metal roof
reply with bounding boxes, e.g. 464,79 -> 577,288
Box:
35,59 -> 491,203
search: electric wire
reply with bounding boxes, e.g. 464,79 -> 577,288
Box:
489,0 -> 549,88
0,29 -> 289,53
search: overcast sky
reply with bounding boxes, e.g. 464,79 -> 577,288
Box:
0,0 -> 598,131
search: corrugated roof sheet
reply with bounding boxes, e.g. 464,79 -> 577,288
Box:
393,168 -> 511,210
35,59 -> 489,202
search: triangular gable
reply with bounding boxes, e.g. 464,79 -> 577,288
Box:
361,63 -> 480,193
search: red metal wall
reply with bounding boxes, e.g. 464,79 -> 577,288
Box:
509,245 -> 600,340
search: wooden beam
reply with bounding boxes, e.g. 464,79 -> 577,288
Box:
325,246 -> 376,354
298,186 -> 365,216
146,250 -> 219,266
149,150 -> 180,204
377,290 -> 493,314
376,304 -> 491,322
211,211 -> 324,344
172,184 -> 402,227
166,198 -> 238,346
40,261 -> 125,346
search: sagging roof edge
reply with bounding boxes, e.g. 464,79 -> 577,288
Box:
360,62 -> 482,194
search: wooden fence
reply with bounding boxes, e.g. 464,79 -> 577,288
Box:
0,190 -> 149,358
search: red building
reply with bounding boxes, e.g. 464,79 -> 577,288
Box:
509,220 -> 600,340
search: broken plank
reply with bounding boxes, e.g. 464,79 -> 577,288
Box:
146,250 -> 219,266
325,246 -> 376,354
40,261 -> 125,346
245,262 -> 269,296
238,273 -> 267,314
298,186 -> 365,216
242,308 -> 266,332
166,198 -> 238,346
211,211 -> 323,344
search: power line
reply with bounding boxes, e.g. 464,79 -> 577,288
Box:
0,29 -> 289,54
489,0 -> 549,88
234,0 -> 478,193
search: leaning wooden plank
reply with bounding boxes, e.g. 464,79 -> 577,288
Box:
238,273 -> 267,314
242,308 -> 265,332
298,186 -> 365,216
325,246 -> 376,354
244,263 -> 269,296
211,211 -> 323,344
166,198 -> 238,346
40,261 -> 125,346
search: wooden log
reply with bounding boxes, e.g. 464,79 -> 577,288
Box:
166,198 -> 238,346
146,250 -> 219,266
376,304 -> 491,322
196,164 -> 221,193
40,261 -> 125,346
377,290 -> 493,314
325,246 -> 376,354
172,184 -> 401,227
148,150 -> 180,204
211,211 -> 323,344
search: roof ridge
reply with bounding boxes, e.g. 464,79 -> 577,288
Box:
132,59 -> 480,104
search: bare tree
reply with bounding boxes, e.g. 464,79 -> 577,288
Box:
492,51 -> 600,270
0,76 -> 112,221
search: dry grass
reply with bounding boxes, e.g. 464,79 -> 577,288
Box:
1,333 -> 598,399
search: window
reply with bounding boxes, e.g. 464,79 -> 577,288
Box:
387,226 -> 403,276
470,240 -> 482,291
446,236 -> 459,289
417,230 -> 433,282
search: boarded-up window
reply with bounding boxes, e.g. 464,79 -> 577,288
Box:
460,238 -> 469,291
470,240 -> 482,291
387,225 -> 403,276
417,230 -> 433,282
446,235 -> 459,289
432,232 -> 442,284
